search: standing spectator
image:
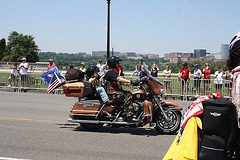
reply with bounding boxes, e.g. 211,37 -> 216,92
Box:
214,66 -> 223,94
226,31 -> 240,125
18,58 -> 29,89
203,63 -> 211,95
193,64 -> 202,97
117,62 -> 124,76
130,64 -> 142,81
7,62 -> 17,88
48,59 -> 56,70
30,64 -> 33,72
80,62 -> 86,73
101,64 -> 109,77
162,64 -> 172,94
150,63 -> 159,77
96,60 -> 105,76
224,69 -> 232,97
178,63 -> 191,95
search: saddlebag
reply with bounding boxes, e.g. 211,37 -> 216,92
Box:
63,81 -> 94,97
70,100 -> 102,116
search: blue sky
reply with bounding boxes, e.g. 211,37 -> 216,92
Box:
1,0 -> 240,56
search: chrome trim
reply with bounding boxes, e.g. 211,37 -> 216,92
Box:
149,106 -> 153,122
95,104 -> 106,116
68,117 -> 136,125
113,110 -> 122,122
69,113 -> 97,116
154,97 -> 170,121
71,110 -> 98,113
103,111 -> 111,116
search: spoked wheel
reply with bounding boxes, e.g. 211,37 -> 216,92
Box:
154,109 -> 182,134
80,123 -> 104,131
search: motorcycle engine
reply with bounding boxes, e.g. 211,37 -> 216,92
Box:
132,102 -> 143,112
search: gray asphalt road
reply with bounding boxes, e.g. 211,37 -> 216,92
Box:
0,91 -> 193,160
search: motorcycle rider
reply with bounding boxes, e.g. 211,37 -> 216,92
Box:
105,56 -> 140,122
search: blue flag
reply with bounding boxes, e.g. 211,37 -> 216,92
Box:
40,67 -> 65,85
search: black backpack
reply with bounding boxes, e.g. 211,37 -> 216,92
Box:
65,68 -> 84,81
198,96 -> 239,160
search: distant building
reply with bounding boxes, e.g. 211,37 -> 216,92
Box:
144,54 -> 159,59
221,44 -> 229,59
212,52 -> 221,59
77,52 -> 88,56
127,56 -> 142,60
194,49 -> 206,58
126,52 -> 136,57
92,51 -> 121,57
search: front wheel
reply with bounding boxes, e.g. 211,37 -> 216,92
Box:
154,109 -> 182,134
80,123 -> 104,131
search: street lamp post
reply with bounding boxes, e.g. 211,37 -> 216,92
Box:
107,0 -> 111,59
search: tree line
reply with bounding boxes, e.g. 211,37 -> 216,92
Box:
38,52 -> 227,73
0,31 -> 228,73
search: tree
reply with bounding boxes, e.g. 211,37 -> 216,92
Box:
2,31 -> 40,62
0,38 -> 6,61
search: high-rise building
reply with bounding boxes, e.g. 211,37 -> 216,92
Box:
221,44 -> 229,59
194,49 -> 206,58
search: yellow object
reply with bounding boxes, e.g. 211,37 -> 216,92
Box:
163,117 -> 202,160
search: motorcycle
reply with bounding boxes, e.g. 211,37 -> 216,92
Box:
63,63 -> 182,134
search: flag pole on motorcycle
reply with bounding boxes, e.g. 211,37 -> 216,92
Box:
40,67 -> 65,93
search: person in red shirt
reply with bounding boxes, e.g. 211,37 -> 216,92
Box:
203,63 -> 211,95
48,59 -> 56,70
178,63 -> 191,95
117,63 -> 124,76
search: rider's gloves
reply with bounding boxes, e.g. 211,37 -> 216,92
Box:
130,80 -> 139,86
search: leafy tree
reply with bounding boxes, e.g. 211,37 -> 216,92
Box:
2,31 -> 40,62
0,38 -> 6,61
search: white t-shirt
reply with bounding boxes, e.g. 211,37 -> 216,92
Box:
214,71 -> 223,84
19,62 -> 28,75
97,64 -> 105,75
194,69 -> 201,78
11,68 -> 17,76
163,69 -> 171,80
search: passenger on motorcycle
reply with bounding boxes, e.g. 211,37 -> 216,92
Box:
105,56 -> 140,122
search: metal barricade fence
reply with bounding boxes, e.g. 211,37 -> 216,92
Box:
0,71 -> 62,93
0,71 -> 233,100
124,76 -> 232,101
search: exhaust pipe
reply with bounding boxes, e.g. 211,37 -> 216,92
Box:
68,118 -> 136,125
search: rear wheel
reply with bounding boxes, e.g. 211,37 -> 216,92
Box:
80,123 -> 104,131
154,109 -> 181,134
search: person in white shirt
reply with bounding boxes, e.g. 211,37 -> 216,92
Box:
18,58 -> 29,89
193,64 -> 202,97
214,66 -> 223,94
7,62 -> 17,88
162,64 -> 172,94
96,60 -> 105,76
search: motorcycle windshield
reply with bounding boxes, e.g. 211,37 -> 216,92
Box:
149,76 -> 163,86
142,62 -> 163,85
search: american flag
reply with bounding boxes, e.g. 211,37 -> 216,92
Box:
47,72 -> 62,94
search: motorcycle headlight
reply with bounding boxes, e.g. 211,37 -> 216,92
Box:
160,88 -> 164,95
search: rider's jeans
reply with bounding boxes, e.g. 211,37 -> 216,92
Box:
96,87 -> 110,103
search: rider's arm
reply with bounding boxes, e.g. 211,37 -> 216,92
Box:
116,76 -> 131,86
